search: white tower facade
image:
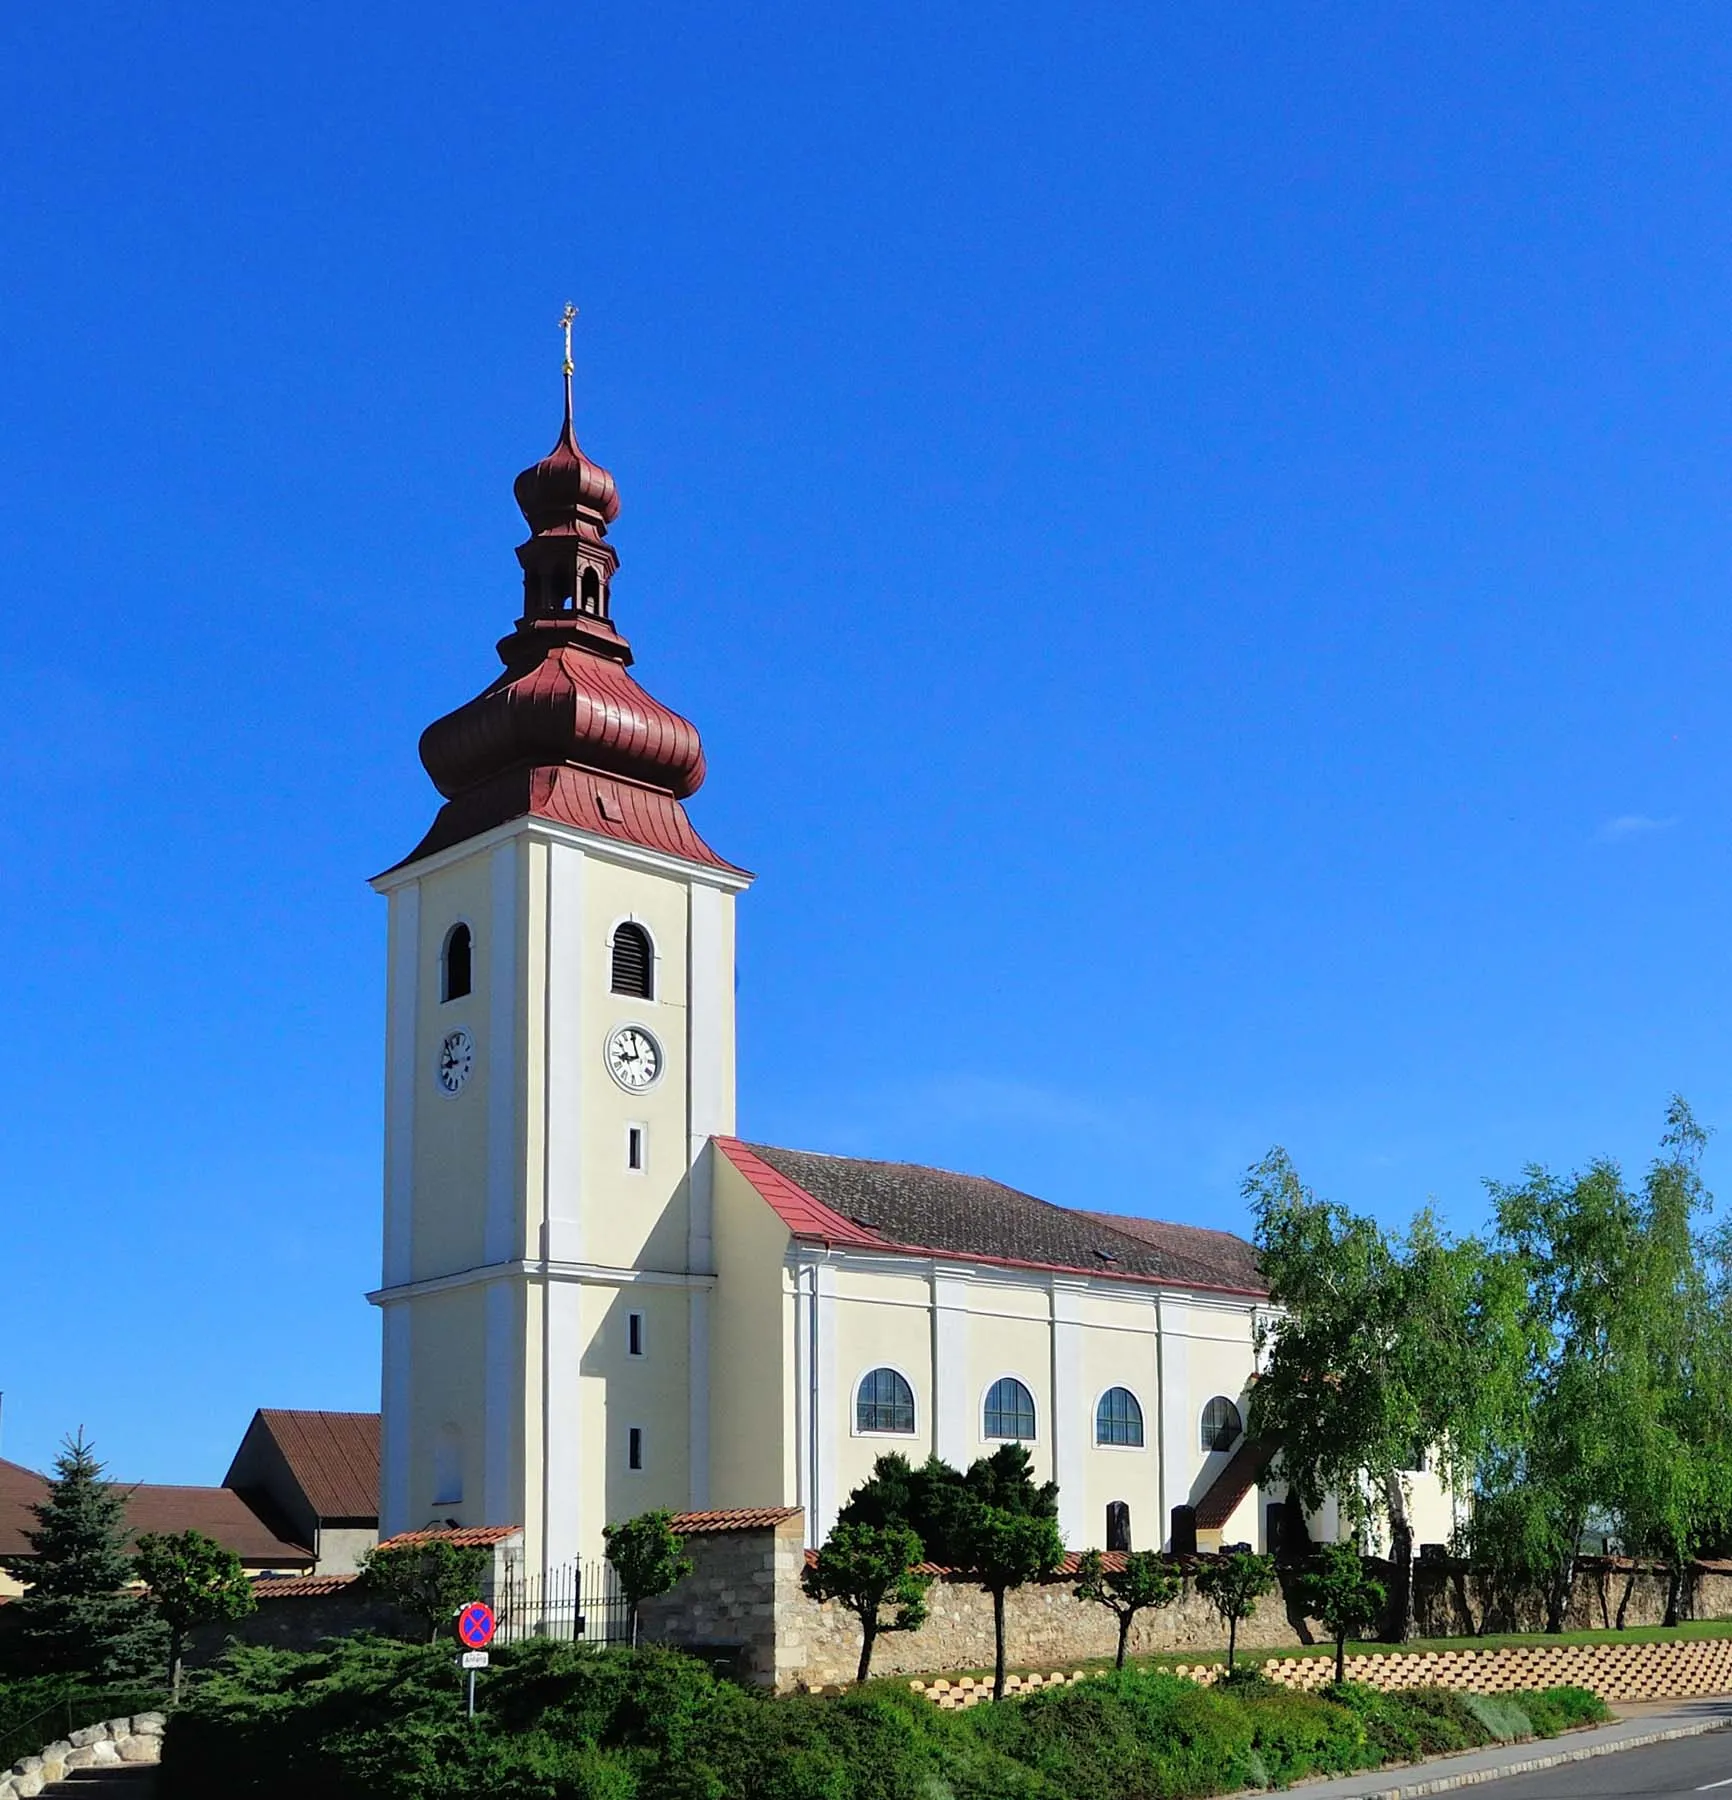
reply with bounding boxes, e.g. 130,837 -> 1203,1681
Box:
369,378 -> 748,1579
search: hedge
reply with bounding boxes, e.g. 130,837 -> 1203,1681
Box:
155,1635 -> 1613,1800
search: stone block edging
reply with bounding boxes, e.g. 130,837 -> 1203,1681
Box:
0,1713 -> 164,1798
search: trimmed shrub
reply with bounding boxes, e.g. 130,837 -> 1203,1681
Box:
1239,1689 -> 1370,1785
1459,1691 -> 1537,1741
1507,1686 -> 1611,1737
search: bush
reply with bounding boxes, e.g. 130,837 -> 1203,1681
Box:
157,1631 -> 1615,1800
1507,1686 -> 1611,1737
1239,1689 -> 1369,1785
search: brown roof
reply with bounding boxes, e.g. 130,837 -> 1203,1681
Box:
0,1460 -> 309,1569
1194,1438 -> 1275,1529
376,1524 -> 521,1550
724,1142 -> 1268,1296
1077,1210 -> 1266,1295
119,1485 -> 312,1565
240,1410 -> 379,1522
669,1507 -> 801,1534
0,1458 -> 50,1559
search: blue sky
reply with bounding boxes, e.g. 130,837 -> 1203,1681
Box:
5,3 -> 1732,1483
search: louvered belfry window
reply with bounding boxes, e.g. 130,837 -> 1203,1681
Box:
611,923 -> 653,998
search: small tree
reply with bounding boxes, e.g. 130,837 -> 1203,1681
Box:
1074,1548 -> 1182,1669
1194,1548 -> 1276,1673
803,1521 -> 931,1682
1293,1540 -> 1386,1684
603,1510 -> 693,1647
955,1505 -> 1064,1702
358,1539 -> 489,1644
134,1529 -> 256,1700
1,1431 -> 163,1679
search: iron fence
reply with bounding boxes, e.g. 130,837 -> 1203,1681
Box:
494,1557 -> 633,1646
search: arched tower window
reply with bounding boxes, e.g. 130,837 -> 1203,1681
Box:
1106,1501 -> 1132,1552
984,1377 -> 1036,1441
1096,1387 -> 1145,1447
1200,1396 -> 1243,1453
441,923 -> 472,1002
580,567 -> 602,615
611,922 -> 653,998
856,1368 -> 916,1434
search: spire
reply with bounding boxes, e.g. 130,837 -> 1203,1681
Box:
398,337 -> 738,877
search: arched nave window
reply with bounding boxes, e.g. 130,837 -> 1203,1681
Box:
856,1367 -> 916,1435
441,923 -> 472,1002
984,1377 -> 1037,1441
1096,1387 -> 1145,1447
1200,1395 -> 1242,1453
611,922 -> 654,998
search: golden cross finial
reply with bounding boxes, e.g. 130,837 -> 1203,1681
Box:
560,303 -> 577,378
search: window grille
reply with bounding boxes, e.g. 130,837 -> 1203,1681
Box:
984,1377 -> 1037,1441
856,1367 -> 915,1434
1200,1395 -> 1242,1453
1096,1386 -> 1145,1447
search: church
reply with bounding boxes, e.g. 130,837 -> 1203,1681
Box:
366,354 -> 1457,1583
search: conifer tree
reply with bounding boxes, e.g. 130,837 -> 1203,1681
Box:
1,1430 -> 164,1679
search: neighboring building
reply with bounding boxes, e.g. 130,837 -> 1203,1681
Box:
0,1454 -> 313,1596
224,1409 -> 381,1575
369,369 -> 1459,1584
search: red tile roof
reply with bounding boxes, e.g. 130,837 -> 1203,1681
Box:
376,1524 -> 521,1550
717,1140 -> 1268,1296
713,1141 -> 884,1247
241,1410 -> 379,1522
252,1571 -> 361,1599
669,1507 -> 801,1534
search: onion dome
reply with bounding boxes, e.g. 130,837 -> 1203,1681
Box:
512,389 -> 620,539
393,358 -> 740,876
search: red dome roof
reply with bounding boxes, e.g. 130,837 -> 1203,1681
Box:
392,382 -> 740,878
511,404 -> 619,536
419,644 -> 705,801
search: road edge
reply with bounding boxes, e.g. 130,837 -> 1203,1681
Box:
1339,1715 -> 1732,1800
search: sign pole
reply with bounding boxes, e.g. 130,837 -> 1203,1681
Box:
467,1667 -> 476,1719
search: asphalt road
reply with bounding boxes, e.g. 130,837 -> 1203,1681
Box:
1469,1731 -> 1732,1800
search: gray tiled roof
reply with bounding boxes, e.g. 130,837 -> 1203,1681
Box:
743,1143 -> 1267,1294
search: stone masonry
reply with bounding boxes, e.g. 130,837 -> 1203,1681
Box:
0,1714 -> 164,1799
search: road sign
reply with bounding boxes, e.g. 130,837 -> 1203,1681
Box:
460,1650 -> 489,1670
456,1600 -> 495,1648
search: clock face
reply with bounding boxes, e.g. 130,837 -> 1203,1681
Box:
437,1027 -> 475,1095
606,1025 -> 663,1092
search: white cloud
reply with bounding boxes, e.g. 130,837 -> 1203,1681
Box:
1598,814 -> 1678,842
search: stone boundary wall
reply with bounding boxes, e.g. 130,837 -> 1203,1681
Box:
0,1713 -> 164,1798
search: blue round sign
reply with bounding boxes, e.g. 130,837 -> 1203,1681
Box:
456,1600 -> 495,1648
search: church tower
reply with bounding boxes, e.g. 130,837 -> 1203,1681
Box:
370,339 -> 750,1580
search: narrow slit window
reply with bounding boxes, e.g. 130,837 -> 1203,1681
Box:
627,1126 -> 645,1171
1107,1501 -> 1132,1553
441,923 -> 472,1002
611,923 -> 653,998
628,1311 -> 644,1357
627,1426 -> 643,1471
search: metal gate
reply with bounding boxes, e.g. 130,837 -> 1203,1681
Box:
494,1557 -> 632,1646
